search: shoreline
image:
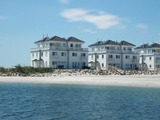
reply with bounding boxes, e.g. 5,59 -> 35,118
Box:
0,75 -> 160,88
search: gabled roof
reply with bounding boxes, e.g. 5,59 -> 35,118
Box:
134,44 -> 149,49
49,36 -> 66,42
89,40 -> 119,47
148,43 -> 160,48
104,40 -> 120,45
120,40 -> 135,46
135,43 -> 160,49
34,36 -> 66,43
67,37 -> 84,43
34,37 -> 50,43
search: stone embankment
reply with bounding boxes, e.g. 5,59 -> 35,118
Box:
0,68 -> 160,77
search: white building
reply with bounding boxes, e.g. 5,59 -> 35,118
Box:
88,40 -> 139,70
31,36 -> 88,69
134,43 -> 160,70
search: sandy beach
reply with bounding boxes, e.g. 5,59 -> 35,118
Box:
0,75 -> 160,88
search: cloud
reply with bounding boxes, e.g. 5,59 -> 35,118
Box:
60,8 -> 122,29
79,27 -> 96,34
59,0 -> 70,4
0,16 -> 7,20
136,23 -> 148,30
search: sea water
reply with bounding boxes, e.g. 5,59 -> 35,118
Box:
0,83 -> 160,120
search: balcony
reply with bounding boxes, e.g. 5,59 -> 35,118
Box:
89,49 -> 136,54
108,58 -> 115,62
132,59 -> 138,63
156,59 -> 160,63
69,47 -> 88,51
31,46 -> 88,52
140,52 -> 160,56
31,47 -> 49,51
80,56 -> 87,60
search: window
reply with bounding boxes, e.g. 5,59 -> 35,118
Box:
116,55 -> 120,59
72,53 -> 77,56
72,62 -> 78,68
52,52 -> 57,56
63,43 -> 66,47
123,47 -> 126,50
105,47 -> 109,50
128,47 -> 132,51
156,57 -> 160,60
109,55 -> 113,58
70,44 -> 73,47
41,52 -> 43,57
76,44 -> 81,48
61,52 -> 66,56
133,56 -> 137,59
102,63 -> 104,67
36,52 -> 38,57
45,52 -> 48,57
149,65 -> 152,68
149,57 -> 152,60
52,61 -> 57,65
32,53 -> 34,57
81,53 -> 86,57
91,55 -> 93,59
125,55 -> 130,59
102,55 -> 104,59
97,55 -> 99,59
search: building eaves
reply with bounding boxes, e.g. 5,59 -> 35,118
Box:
67,37 -> 84,43
134,44 -> 149,49
120,40 -> 135,46
89,40 -> 119,47
34,37 -> 50,44
104,40 -> 120,45
49,36 -> 66,42
148,43 -> 160,48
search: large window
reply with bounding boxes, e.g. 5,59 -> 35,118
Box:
125,55 -> 130,59
72,53 -> 77,56
102,55 -> 104,59
149,57 -> 152,60
52,52 -> 57,56
81,53 -> 86,57
109,55 -> 113,58
61,52 -> 66,56
133,56 -> 137,59
116,55 -> 120,59
70,44 -> 73,47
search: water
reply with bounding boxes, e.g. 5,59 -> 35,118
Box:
0,83 -> 160,120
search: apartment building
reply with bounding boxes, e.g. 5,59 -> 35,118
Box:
135,43 -> 160,70
30,36 -> 88,69
88,40 -> 139,70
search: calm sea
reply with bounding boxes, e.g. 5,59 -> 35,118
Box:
0,82 -> 160,120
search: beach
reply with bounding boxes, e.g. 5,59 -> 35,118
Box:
0,75 -> 160,88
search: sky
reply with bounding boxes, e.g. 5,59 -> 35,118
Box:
0,0 -> 160,67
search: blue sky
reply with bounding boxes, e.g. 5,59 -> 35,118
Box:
0,0 -> 160,67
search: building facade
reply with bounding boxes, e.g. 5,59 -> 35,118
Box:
30,36 -> 88,69
135,43 -> 160,70
88,40 -> 139,70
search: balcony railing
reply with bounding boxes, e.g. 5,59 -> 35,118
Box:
140,52 -> 160,55
31,46 -> 88,52
80,56 -> 87,60
89,50 -> 136,54
108,58 -> 115,62
132,59 -> 138,63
